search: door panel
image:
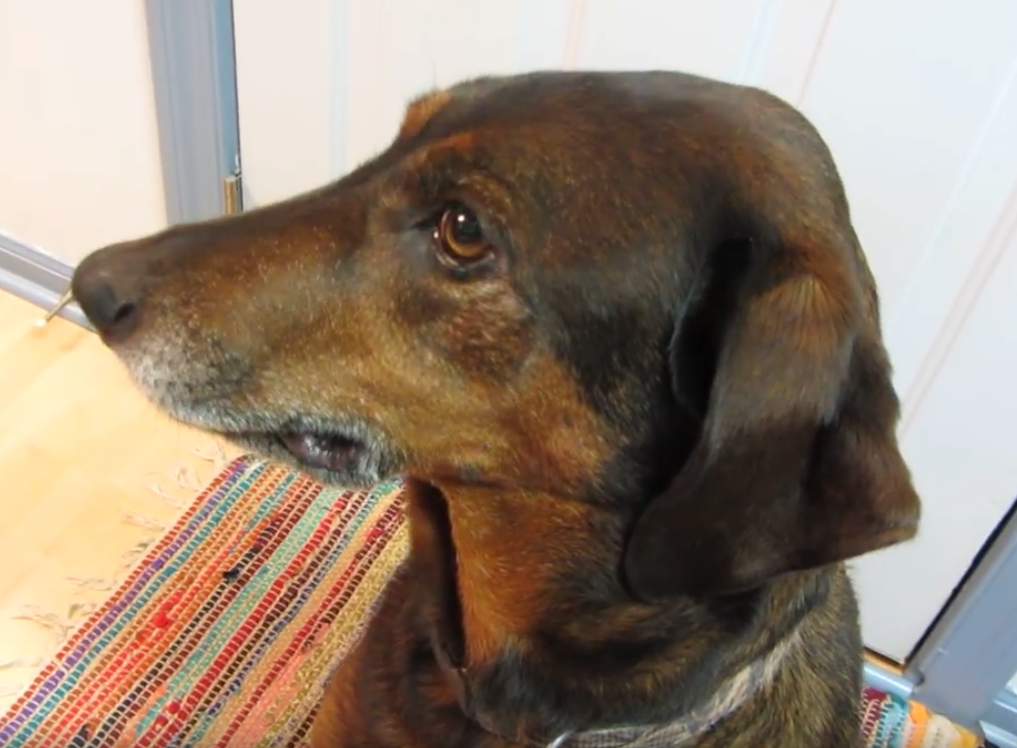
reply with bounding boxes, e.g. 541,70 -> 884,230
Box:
576,0 -> 763,78
0,0 -> 166,264
232,0 -> 1017,661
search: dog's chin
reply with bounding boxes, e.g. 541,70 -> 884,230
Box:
155,399 -> 396,487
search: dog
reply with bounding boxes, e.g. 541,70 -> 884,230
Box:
71,69 -> 921,747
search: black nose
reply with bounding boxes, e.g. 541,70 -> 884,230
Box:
71,248 -> 145,343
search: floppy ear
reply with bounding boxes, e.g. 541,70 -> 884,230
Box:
622,228 -> 921,601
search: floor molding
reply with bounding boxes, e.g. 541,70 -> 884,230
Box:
984,722 -> 1017,748
984,693 -> 1017,747
0,232 -> 91,329
863,656 -> 916,701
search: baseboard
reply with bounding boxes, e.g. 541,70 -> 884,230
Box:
983,693 -> 1017,747
984,722 -> 1017,748
0,232 -> 91,329
861,651 -> 1017,745
863,653 -> 916,700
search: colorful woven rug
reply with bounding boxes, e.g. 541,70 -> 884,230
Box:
862,687 -> 981,748
0,456 -> 408,747
1,455 -> 981,747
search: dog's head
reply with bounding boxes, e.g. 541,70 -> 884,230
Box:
72,70 -> 919,600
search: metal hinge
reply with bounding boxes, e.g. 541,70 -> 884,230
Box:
223,169 -> 243,215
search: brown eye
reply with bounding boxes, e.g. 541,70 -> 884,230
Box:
434,204 -> 489,264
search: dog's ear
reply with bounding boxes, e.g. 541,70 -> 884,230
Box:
622,229 -> 921,601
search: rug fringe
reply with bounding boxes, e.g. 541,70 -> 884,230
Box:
121,512 -> 169,532
0,658 -> 44,673
64,576 -> 117,592
192,440 -> 232,473
2,439 -> 234,707
119,538 -> 159,570
11,605 -> 75,646
146,479 -> 188,509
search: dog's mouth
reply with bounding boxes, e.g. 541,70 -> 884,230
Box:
195,416 -> 395,487
115,350 -> 394,485
274,431 -> 362,473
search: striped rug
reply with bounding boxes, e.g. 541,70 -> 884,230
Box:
0,455 -> 408,747
1,455 -> 981,747
862,687 -> 982,748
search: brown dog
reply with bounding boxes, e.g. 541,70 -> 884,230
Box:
71,70 -> 920,747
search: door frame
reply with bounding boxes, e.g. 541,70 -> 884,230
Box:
144,0 -> 242,225
905,500 -> 1017,744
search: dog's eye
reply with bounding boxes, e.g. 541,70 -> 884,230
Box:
433,205 -> 490,265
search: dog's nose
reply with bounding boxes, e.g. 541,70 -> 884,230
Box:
71,249 -> 145,343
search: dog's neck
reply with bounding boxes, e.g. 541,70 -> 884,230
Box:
406,479 -> 803,747
409,479 -> 621,666
547,627 -> 800,747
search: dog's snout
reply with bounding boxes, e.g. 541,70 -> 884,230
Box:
72,251 -> 146,343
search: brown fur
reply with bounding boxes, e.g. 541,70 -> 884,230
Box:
398,90 -> 452,142
71,70 -> 920,747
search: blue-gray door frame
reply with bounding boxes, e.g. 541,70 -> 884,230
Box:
145,0 -> 242,224
904,498 -> 1017,746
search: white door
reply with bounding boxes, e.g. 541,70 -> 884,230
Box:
0,1 -> 166,266
231,0 -> 1017,663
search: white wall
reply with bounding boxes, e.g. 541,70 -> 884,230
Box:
0,0 -> 167,265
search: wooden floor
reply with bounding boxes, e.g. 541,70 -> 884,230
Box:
0,291 -> 239,711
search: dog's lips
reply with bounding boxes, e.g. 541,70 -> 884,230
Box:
276,432 -> 362,472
